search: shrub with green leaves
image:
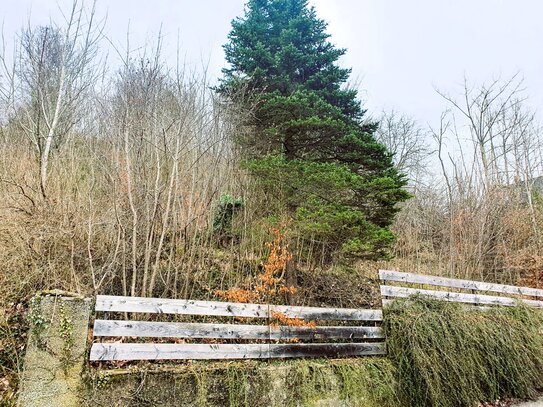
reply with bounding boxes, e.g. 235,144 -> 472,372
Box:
213,194 -> 244,240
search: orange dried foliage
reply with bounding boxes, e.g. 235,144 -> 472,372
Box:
271,311 -> 316,328
214,228 -> 295,303
215,287 -> 259,303
214,228 -> 314,328
278,286 -> 298,295
517,254 -> 543,289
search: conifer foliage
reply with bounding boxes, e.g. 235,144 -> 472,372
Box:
218,0 -> 409,260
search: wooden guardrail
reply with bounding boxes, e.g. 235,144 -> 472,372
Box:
90,270 -> 543,361
89,295 -> 385,361
379,269 -> 543,308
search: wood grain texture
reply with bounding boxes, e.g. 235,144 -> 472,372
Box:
380,285 -> 543,308
89,342 -> 386,361
380,298 -> 491,311
379,269 -> 543,298
93,320 -> 384,340
95,295 -> 383,321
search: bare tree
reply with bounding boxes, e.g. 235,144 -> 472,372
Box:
0,0 -> 102,197
87,35 -> 244,296
375,110 -> 431,185
436,74 -> 528,188
407,74 -> 543,281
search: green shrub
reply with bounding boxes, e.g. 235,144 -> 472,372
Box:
384,296 -> 543,407
244,156 -> 400,262
213,194 -> 243,239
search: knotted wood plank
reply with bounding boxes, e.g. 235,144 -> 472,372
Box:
379,269 -> 543,298
95,295 -> 383,321
380,285 -> 543,308
93,320 -> 384,340
89,342 -> 386,361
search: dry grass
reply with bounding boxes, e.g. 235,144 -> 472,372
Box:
387,184 -> 543,286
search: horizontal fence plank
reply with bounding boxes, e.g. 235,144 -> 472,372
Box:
380,298 -> 492,311
381,299 -> 394,307
89,342 -> 386,361
95,295 -> 382,321
93,320 -> 384,340
380,285 -> 543,308
379,269 -> 543,298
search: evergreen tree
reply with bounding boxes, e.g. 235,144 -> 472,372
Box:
218,0 -> 409,260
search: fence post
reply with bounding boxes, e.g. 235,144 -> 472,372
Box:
18,293 -> 91,407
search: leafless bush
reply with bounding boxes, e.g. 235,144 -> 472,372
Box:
0,6 -> 253,301
386,75 -> 543,284
0,0 -> 102,197
375,110 -> 432,184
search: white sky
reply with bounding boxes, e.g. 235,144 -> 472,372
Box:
2,0 -> 543,128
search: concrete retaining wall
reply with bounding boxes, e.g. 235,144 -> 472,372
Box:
18,294 -> 91,407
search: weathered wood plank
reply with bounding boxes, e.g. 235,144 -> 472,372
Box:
95,295 -> 382,321
381,299 -> 394,307
89,342 -> 386,361
379,269 -> 543,298
380,297 -> 492,311
93,320 -> 384,340
380,285 -> 543,308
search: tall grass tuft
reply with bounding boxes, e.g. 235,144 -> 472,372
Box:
384,296 -> 543,407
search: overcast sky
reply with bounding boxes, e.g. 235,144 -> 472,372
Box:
3,0 -> 543,128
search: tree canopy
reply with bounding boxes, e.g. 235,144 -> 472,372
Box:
218,0 -> 409,261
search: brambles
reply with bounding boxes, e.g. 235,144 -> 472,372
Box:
517,254 -> 543,288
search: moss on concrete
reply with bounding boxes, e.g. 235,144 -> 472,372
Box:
80,358 -> 397,407
16,294 -> 396,407
18,295 -> 91,407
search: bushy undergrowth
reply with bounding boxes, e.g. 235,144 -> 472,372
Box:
384,296 -> 543,407
0,301 -> 28,406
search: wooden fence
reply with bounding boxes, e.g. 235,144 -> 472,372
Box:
379,269 -> 543,307
89,270 -> 543,361
89,295 -> 385,361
